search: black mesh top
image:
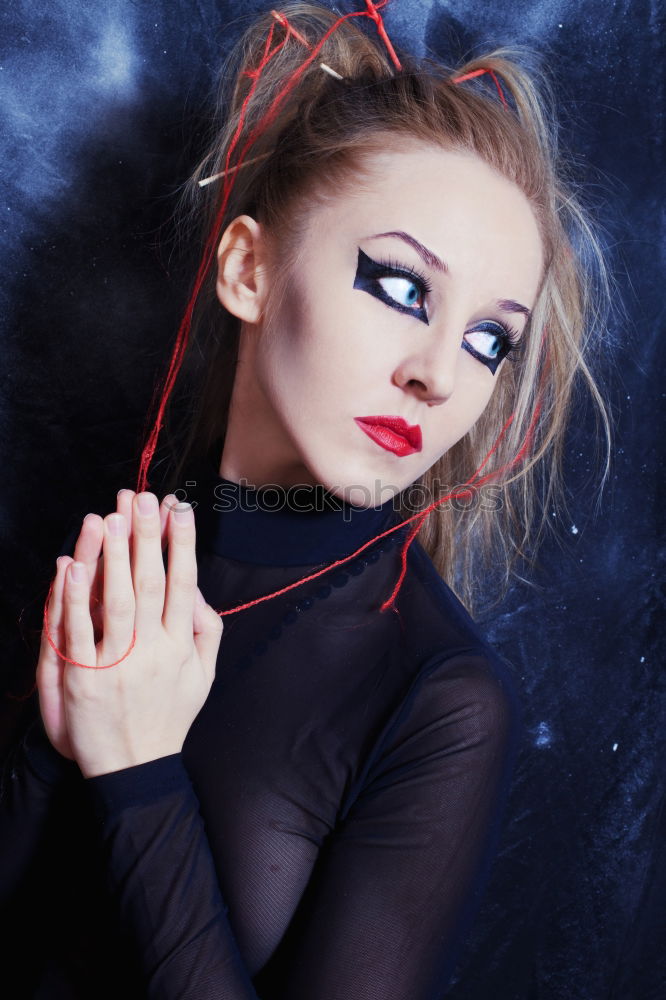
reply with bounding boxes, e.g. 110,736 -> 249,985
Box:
0,442 -> 523,999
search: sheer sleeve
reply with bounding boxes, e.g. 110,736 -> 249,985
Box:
0,514 -> 88,904
85,754 -> 260,998
0,715 -> 80,905
84,648 -> 521,1000
262,649 -> 521,998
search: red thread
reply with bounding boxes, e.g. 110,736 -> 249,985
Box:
452,67 -> 509,109
33,1 -> 543,679
35,1 -> 404,675
136,1 -> 403,499
363,0 -> 402,71
41,575 -> 139,669
270,9 -> 313,49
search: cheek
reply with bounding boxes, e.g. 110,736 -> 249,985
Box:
254,283 -> 314,397
459,350 -> 503,413
259,283 -> 379,410
468,374 -> 499,422
429,364 -> 500,456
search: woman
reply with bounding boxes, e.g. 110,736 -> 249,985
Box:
0,2 -> 611,997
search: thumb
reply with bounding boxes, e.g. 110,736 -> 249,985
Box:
193,587 -> 224,673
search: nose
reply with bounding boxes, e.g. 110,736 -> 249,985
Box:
392,327 -> 461,405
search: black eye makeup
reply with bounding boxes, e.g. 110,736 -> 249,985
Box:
462,321 -> 522,375
354,247 -> 432,323
353,246 -> 524,376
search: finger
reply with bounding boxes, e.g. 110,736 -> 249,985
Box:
131,493 -> 166,639
116,490 -> 135,535
120,490 -> 175,553
160,495 -> 178,551
162,501 -> 197,643
39,555 -> 72,660
37,557 -> 76,756
193,587 -> 223,680
101,513 -> 136,661
72,514 -> 105,628
87,493 -> 132,623
37,556 -> 72,686
72,513 -> 105,569
49,555 -> 73,630
64,561 -> 96,667
72,515 -> 104,608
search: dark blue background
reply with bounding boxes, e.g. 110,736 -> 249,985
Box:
0,1 -> 663,997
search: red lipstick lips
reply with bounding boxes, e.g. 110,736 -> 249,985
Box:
354,415 -> 423,457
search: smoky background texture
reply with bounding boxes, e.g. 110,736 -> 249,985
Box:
0,2 -> 663,997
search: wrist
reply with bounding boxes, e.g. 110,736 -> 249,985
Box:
78,745 -> 184,779
84,752 -> 191,817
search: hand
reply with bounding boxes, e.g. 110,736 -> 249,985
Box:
37,492 -> 223,776
37,490 -> 170,759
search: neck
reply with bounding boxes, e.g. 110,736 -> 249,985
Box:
219,328 -> 318,489
186,435 -> 404,568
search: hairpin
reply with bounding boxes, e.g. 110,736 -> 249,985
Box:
197,62 -> 508,188
270,9 -> 312,49
320,62 -> 345,80
198,152 -> 272,188
195,3 -> 401,189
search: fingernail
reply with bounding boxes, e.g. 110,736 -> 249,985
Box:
138,493 -> 157,516
70,562 -> 86,583
174,502 -> 192,523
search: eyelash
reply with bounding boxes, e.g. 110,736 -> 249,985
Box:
374,254 -> 434,301
369,253 -> 523,371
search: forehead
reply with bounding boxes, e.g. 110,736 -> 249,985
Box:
304,143 -> 544,295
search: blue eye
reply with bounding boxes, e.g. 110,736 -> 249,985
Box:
462,321 -> 521,375
377,275 -> 425,310
465,327 -> 504,359
353,248 -> 431,324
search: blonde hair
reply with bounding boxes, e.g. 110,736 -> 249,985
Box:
157,2 -> 614,615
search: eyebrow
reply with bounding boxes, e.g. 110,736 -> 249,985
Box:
497,299 -> 532,320
367,230 -> 532,320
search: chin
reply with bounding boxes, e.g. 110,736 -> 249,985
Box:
297,454 -> 367,508
325,465 -> 408,509
299,441 -> 427,509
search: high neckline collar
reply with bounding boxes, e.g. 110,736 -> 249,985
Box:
185,438 -> 403,567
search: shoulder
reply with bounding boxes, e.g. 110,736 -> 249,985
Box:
343,641 -> 523,825
399,644 -> 522,759
379,537 -> 525,754
393,538 -> 520,694
404,538 -> 491,639
336,542 -> 525,818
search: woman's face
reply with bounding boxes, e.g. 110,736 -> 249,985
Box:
217,144 -> 544,507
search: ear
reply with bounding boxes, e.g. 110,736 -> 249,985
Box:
215,214 -> 270,325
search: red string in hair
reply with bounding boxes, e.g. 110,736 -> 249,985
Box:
269,9 -> 313,49
135,2 -> 400,497
451,67 -> 509,109
34,0 -> 543,677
